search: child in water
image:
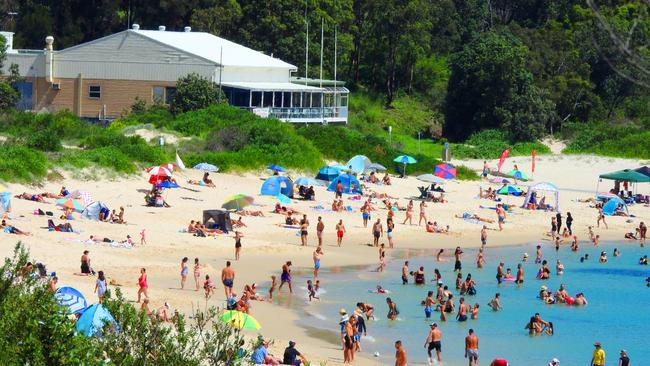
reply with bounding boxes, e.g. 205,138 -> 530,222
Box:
307,280 -> 319,301
268,275 -> 277,301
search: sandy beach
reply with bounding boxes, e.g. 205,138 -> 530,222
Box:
1,153 -> 648,365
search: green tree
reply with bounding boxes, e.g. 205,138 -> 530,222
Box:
171,73 -> 225,114
444,31 -> 556,141
190,0 -> 243,40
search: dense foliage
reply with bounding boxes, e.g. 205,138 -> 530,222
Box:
171,73 -> 226,114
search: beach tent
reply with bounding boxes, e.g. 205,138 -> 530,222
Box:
635,166 -> 650,178
75,304 -> 118,337
602,196 -> 627,216
521,182 -> 560,212
327,174 -> 363,195
0,191 -> 11,213
316,166 -> 341,182
81,201 -> 109,221
54,287 -> 88,315
260,176 -> 293,198
203,209 -> 232,232
346,155 -> 372,175
497,185 -> 523,196
294,177 -> 321,186
599,169 -> 650,182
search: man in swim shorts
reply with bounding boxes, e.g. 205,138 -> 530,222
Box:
372,219 -> 383,247
457,297 -> 468,321
336,219 -> 346,247
424,322 -> 442,363
279,261 -> 293,293
465,328 -> 479,366
221,261 -> 235,298
316,216 -> 324,246
454,247 -> 463,272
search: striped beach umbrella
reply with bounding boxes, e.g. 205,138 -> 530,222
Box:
56,198 -> 85,212
434,163 -> 457,179
54,287 -> 88,315
219,310 -> 261,330
222,194 -> 254,211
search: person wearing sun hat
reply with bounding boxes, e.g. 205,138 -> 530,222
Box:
591,342 -> 606,366
338,308 -> 349,350
547,357 -> 559,366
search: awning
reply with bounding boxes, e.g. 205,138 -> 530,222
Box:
221,81 -> 323,92
599,169 -> 650,183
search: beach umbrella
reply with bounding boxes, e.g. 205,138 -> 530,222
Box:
417,174 -> 446,184
147,163 -> 176,173
393,155 -> 417,176
157,181 -> 180,189
346,155 -> 372,175
507,169 -> 529,181
56,198 -> 85,212
434,163 -> 457,179
76,304 -> 118,337
490,177 -> 510,184
66,190 -> 93,206
294,177 -> 321,186
147,166 -> 172,177
276,193 -> 291,204
54,287 -> 88,315
266,164 -> 286,173
365,163 -> 387,173
222,194 -> 254,211
497,185 -> 524,196
193,162 -> 219,172
219,310 -> 261,330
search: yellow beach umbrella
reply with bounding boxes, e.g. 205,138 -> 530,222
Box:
219,310 -> 261,330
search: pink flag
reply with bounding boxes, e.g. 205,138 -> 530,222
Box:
497,147 -> 510,172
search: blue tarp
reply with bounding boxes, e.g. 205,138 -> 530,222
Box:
76,304 -> 118,337
54,287 -> 88,315
260,176 -> 293,198
327,174 -> 363,195
316,166 -> 341,182
602,197 -> 627,216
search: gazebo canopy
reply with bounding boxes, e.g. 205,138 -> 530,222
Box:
599,169 -> 650,183
521,181 -> 560,212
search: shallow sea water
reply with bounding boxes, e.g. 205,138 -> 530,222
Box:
291,241 -> 650,365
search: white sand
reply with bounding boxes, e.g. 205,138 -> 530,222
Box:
1,154 -> 648,365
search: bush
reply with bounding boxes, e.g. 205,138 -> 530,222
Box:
0,144 -> 49,182
562,121 -> 650,158
171,73 -> 226,114
452,129 -> 550,159
26,128 -> 62,151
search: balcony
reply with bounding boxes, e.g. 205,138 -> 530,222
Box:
267,106 -> 348,123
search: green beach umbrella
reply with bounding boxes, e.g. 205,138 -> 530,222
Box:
506,169 -> 530,181
393,155 -> 417,176
221,194 -> 254,211
219,310 -> 261,330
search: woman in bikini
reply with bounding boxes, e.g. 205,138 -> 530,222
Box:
234,231 -> 243,260
402,200 -> 414,225
419,201 -> 428,226
193,258 -> 201,291
386,218 -> 395,248
180,257 -> 189,289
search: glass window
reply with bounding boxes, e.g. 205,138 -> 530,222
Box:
303,93 -> 311,107
251,91 -> 262,107
291,92 -> 301,107
274,92 -> 283,108
232,89 -> 250,107
282,92 -> 291,107
312,93 -> 322,108
263,91 -> 273,107
324,93 -> 333,107
88,85 -> 101,99
165,87 -> 176,105
340,95 -> 348,107
152,87 -> 165,104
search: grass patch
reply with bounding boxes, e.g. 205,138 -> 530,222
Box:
0,145 -> 49,183
451,129 -> 550,159
562,122 -> 650,159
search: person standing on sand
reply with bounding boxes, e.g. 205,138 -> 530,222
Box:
316,216 -> 325,246
279,261 -> 293,293
402,261 -> 410,284
140,229 -> 147,245
424,322 -> 442,364
597,205 -> 608,229
496,204 -> 506,231
300,215 -> 309,246
419,201 -> 428,226
639,221 -> 647,244
313,247 -> 323,278
361,203 -> 371,228
481,225 -> 488,246
566,212 -> 573,235
193,258 -> 201,291
94,270 -> 107,303
395,340 -> 407,366
372,219 -> 383,247
136,268 -> 148,303
465,329 -> 479,366
221,261 -> 235,298
180,257 -> 189,289
403,200 -> 414,225
556,213 -> 563,234
336,219 -> 346,246
234,231 -> 243,260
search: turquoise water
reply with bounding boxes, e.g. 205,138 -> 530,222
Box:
299,242 -> 649,365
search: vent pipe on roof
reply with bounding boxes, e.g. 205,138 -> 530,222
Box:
184,26 -> 191,32
132,24 -> 140,31
158,26 -> 166,31
45,36 -> 54,83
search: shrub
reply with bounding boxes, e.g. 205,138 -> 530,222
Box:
171,73 -> 226,114
562,121 -> 650,159
0,144 -> 49,182
451,129 -> 550,159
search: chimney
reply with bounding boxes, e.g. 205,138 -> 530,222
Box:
184,26 -> 191,32
132,23 -> 140,31
0,31 -> 14,53
158,25 -> 166,31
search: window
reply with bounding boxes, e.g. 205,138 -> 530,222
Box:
152,87 -> 165,104
251,91 -> 262,107
262,91 -> 273,107
165,87 -> 176,105
88,85 -> 101,99
282,92 -> 291,107
291,92 -> 301,107
274,92 -> 283,108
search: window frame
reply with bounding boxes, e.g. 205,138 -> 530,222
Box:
88,85 -> 101,99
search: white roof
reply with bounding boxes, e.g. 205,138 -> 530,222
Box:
221,81 -> 322,91
134,30 -> 296,70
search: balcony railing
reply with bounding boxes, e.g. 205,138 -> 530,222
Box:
268,107 -> 348,121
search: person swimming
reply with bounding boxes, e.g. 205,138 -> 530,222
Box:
413,267 -> 426,285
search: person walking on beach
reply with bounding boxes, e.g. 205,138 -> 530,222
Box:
279,261 -> 293,293
94,270 -> 107,303
424,322 -> 442,364
336,219 -> 346,246
480,225 -> 488,246
465,329 -> 479,366
454,247 -> 463,272
136,268 -> 148,303
372,219 -> 383,247
313,247 -> 323,278
234,231 -> 243,260
300,215 -> 309,246
316,216 -> 324,246
591,342 -> 606,366
403,200 -> 414,225
566,212 -> 573,235
193,258 -> 201,291
221,261 -> 235,298
496,204 -> 506,231
395,340 -> 407,366
419,201 -> 428,226
387,218 -> 396,248
597,205 -> 608,229
402,261 -> 410,284
361,203 -> 370,228
180,257 -> 189,289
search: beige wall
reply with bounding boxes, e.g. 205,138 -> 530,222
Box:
31,77 -> 176,118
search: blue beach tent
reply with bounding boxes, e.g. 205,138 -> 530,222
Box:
327,174 -> 363,195
54,287 -> 88,315
345,155 -> 372,175
260,176 -> 293,198
75,304 -> 118,337
316,166 -> 341,182
602,197 -> 627,216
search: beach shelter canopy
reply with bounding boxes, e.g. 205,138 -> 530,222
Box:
635,166 -> 650,178
193,162 -> 219,172
203,209 -> 232,232
66,190 -> 93,206
81,201 -> 110,220
602,196 -> 627,216
327,174 -> 362,195
54,287 -> 88,315
75,304 -> 118,337
0,192 -> 11,213
507,169 -> 530,181
260,176 -> 293,197
521,182 -> 560,212
346,155 -> 372,175
599,169 -> 650,182
316,166 -> 341,182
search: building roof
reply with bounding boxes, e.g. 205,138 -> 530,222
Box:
134,30 -> 296,70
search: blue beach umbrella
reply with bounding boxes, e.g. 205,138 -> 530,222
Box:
266,164 -> 286,172
294,177 -> 321,186
507,169 -> 530,181
276,193 -> 291,204
193,162 -> 219,172
54,287 -> 88,315
157,181 -> 180,189
76,304 -> 118,337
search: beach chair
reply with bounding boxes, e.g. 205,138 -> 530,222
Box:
418,186 -> 428,199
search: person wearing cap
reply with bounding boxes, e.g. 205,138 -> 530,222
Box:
283,340 -> 307,366
591,342 -> 606,366
251,339 -> 280,365
548,357 -> 560,366
423,322 -> 442,364
338,309 -> 349,350
619,349 -> 630,366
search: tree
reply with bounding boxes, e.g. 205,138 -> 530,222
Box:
0,82 -> 18,110
444,31 -> 557,141
190,0 -> 243,40
171,73 -> 225,114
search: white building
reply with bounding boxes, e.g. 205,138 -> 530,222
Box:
2,25 -> 348,123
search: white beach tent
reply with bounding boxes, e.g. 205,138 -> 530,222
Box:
81,201 -> 109,220
521,182 -> 560,212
